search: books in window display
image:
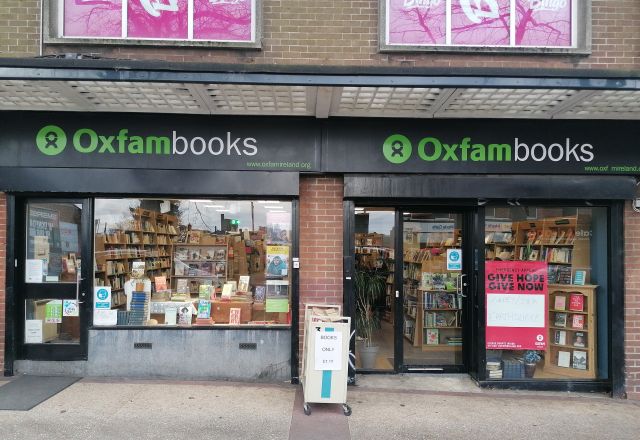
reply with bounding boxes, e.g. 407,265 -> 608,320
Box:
128,291 -> 149,325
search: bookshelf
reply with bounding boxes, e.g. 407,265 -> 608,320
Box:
94,208 -> 179,308
485,215 -> 591,285
402,227 -> 463,351
172,240 -> 229,299
354,233 -> 394,324
543,284 -> 597,378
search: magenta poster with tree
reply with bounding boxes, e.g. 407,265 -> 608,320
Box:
386,0 -> 573,48
62,0 -> 256,42
64,0 -> 123,37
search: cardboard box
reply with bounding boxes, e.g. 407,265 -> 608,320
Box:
212,300 -> 252,323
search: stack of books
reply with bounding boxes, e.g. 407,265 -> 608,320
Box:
446,336 -> 463,346
128,290 -> 149,325
486,361 -> 503,379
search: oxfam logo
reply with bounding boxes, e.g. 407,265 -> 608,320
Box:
36,125 -> 67,156
383,134 -> 412,164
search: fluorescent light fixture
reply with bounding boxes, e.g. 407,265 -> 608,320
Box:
216,209 -> 231,212
264,205 -> 284,209
403,212 -> 411,215
268,210 -> 288,213
257,200 -> 280,203
204,205 -> 225,208
188,199 -> 210,203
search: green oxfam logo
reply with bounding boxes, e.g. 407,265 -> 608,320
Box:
383,134 -> 412,164
36,125 -> 67,156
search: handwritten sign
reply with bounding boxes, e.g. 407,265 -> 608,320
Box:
314,330 -> 342,371
486,261 -> 548,350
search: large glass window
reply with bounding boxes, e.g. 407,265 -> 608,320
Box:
484,206 -> 608,380
93,198 -> 292,327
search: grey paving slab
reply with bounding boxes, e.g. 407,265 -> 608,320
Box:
346,388 -> 640,440
0,379 -> 297,440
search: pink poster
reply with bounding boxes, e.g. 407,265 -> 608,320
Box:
64,0 -> 123,37
387,0 -> 446,45
516,0 -> 572,47
451,0 -> 511,45
485,261 -> 548,350
127,0 -> 188,39
194,0 -> 253,41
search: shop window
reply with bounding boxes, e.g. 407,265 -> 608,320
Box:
381,0 -> 590,54
44,1 -> 260,48
93,198 -> 291,327
484,206 -> 608,381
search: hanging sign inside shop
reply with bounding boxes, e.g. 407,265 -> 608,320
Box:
485,261 -> 548,350
314,330 -> 343,371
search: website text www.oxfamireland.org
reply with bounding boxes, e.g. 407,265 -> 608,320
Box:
584,165 -> 640,173
246,161 -> 312,169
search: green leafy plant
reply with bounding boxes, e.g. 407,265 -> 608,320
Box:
354,269 -> 386,348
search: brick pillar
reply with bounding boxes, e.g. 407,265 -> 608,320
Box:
298,176 -> 344,369
625,201 -> 640,400
0,193 -> 6,373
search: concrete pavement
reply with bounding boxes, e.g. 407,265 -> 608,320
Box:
1,375 -> 639,439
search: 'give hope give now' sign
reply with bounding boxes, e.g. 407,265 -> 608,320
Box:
485,261 -> 548,350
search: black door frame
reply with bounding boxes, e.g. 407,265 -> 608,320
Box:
12,196 -> 93,362
344,200 -> 480,377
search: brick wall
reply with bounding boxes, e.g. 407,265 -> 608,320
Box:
0,193 -> 6,372
298,175 -> 344,371
0,0 -> 40,57
625,200 -> 640,400
1,1 -> 638,70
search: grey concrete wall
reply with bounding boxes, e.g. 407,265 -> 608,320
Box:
15,329 -> 291,382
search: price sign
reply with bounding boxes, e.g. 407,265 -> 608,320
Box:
314,330 -> 342,371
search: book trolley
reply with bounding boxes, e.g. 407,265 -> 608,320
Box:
301,303 -> 352,416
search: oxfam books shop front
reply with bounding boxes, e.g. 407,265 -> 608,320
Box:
325,119 -> 637,395
0,112 -> 637,394
0,112 -> 320,381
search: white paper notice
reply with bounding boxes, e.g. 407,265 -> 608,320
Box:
486,293 -> 545,328
25,259 -> 43,283
93,309 -> 118,326
63,300 -> 79,317
25,319 -> 43,343
314,330 -> 342,371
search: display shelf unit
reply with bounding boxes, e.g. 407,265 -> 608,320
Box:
354,239 -> 394,324
485,214 -> 591,285
94,208 -> 179,307
172,241 -> 229,299
543,284 -> 597,379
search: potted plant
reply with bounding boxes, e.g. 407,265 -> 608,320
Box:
523,350 -> 542,378
354,268 -> 386,369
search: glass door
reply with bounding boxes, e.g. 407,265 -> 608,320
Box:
353,207 -> 396,371
401,211 -> 468,371
17,199 -> 91,360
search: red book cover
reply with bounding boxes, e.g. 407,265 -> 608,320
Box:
568,293 -> 584,312
572,314 -> 585,329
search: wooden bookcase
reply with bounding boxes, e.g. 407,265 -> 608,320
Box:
94,208 -> 178,307
485,214 -> 591,285
543,284 -> 597,378
402,227 -> 463,352
172,240 -> 229,299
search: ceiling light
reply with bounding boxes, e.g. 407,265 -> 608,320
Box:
204,205 -> 224,208
216,209 -> 231,212
264,205 -> 284,209
268,210 -> 288,213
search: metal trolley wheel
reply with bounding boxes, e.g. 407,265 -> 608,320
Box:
342,404 -> 352,416
303,403 -> 311,416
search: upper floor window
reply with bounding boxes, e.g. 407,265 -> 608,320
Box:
46,0 -> 259,47
381,0 -> 590,53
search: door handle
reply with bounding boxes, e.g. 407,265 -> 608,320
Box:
458,274 -> 468,298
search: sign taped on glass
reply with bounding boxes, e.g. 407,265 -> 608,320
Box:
485,261 -> 548,350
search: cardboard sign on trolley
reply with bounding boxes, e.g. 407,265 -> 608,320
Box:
485,261 -> 548,350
